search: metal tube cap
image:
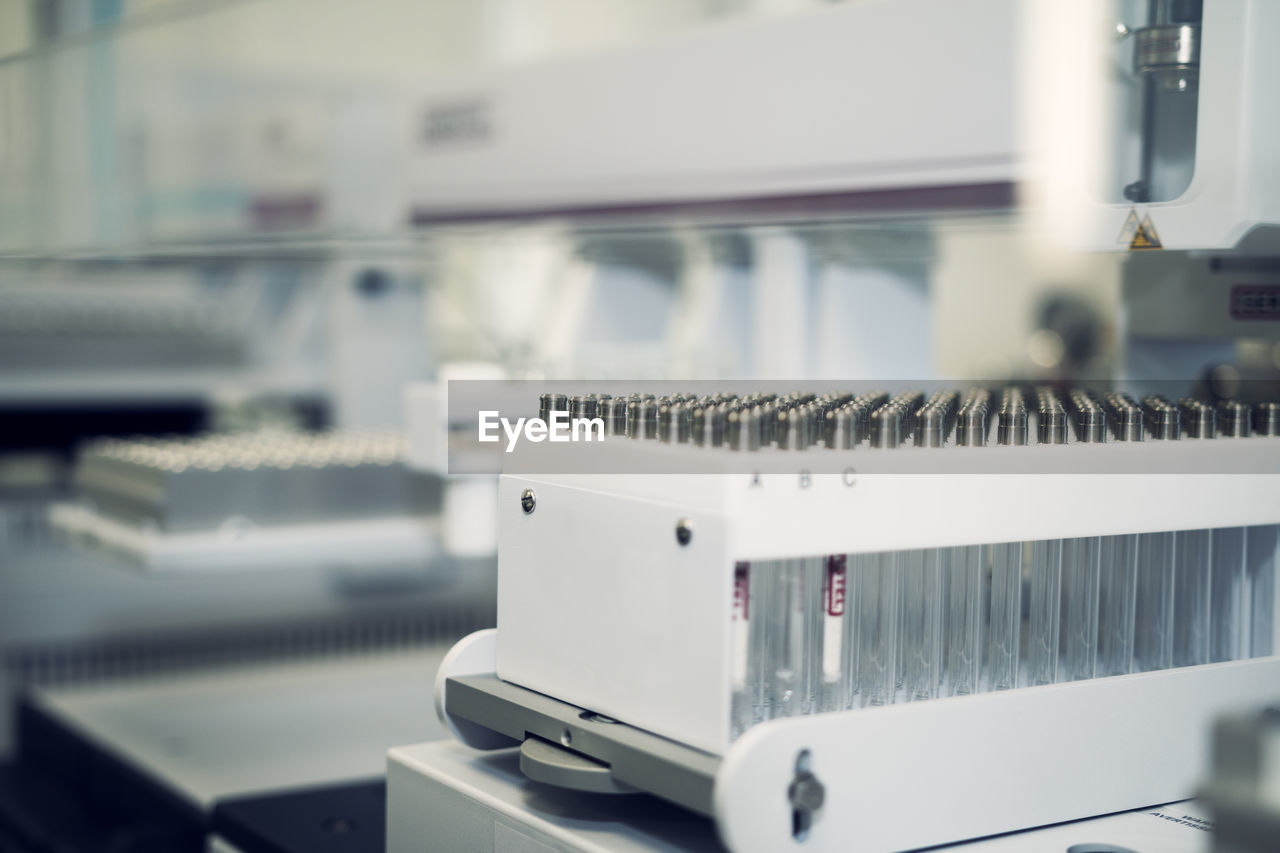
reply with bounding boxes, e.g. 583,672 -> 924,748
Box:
1217,401 -> 1252,437
1179,399 -> 1215,438
1254,402 -> 1280,437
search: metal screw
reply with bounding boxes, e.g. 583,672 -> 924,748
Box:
521,489 -> 536,514
675,518 -> 693,546
788,770 -> 826,812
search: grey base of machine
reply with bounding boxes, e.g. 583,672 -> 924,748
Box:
387,738 -> 1218,853
444,674 -> 720,815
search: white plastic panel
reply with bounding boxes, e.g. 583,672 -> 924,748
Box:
496,475 -> 732,754
714,657 -> 1280,852
408,0 -> 1019,218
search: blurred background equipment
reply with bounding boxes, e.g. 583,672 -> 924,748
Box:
0,0 -> 1276,851
1200,705 -> 1280,853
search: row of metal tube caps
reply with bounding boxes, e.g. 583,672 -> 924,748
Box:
538,388 -> 1280,449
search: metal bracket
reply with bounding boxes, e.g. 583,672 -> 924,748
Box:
445,674 -> 721,815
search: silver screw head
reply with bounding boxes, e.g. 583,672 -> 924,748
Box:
520,489 -> 536,514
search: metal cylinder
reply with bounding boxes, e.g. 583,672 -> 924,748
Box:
1217,401 -> 1252,437
1038,406 -> 1069,445
954,405 -> 989,447
1077,409 -> 1108,443
629,401 -> 658,440
727,409 -> 761,452
779,407 -> 813,451
871,406 -> 904,449
604,398 -> 628,436
1179,398 -> 1215,438
1145,401 -> 1179,440
916,406 -> 948,448
824,408 -> 856,450
672,403 -> 692,443
541,393 -> 570,423
1254,402 -> 1280,437
1134,24 -> 1200,93
571,395 -> 598,421
997,408 -> 1028,446
1117,405 -> 1144,441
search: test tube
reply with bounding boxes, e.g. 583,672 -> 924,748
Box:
1097,533 -> 1139,677
1060,399 -> 1104,690
746,560 -> 778,723
990,392 -> 1026,690
1060,535 -> 1102,681
839,554 -> 867,709
1025,538 -> 1062,686
1166,528 -> 1211,667
988,541 -> 1022,691
1247,525 -> 1278,657
856,550 -> 901,706
821,555 -> 848,711
1206,527 -> 1243,663
797,556 -> 826,715
901,548 -> 946,701
769,559 -> 799,718
1135,530 -> 1176,671
1133,397 -> 1180,671
1096,393 -> 1142,678
944,543 -> 984,696
1026,391 -> 1067,686
731,561 -> 752,738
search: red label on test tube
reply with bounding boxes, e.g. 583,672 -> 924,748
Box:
826,555 -> 847,617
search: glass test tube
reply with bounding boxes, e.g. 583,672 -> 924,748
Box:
1247,525 -> 1278,657
839,554 -> 867,710
1097,534 -> 1139,677
822,556 -> 848,711
857,551 -> 901,706
1133,398 -> 1180,671
988,542 -> 1022,691
1096,395 -> 1142,677
769,560 -> 802,718
730,561 -> 752,738
746,559 -> 779,722
902,549 -> 946,701
1135,531 -> 1176,671
1207,528 -> 1243,663
945,544 -> 984,696
1025,539 -> 1062,686
797,556 -> 826,715
1174,528 -> 1214,667
1061,536 -> 1102,681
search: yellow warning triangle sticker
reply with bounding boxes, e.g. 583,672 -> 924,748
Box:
1130,214 -> 1163,250
1117,208 -> 1142,245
